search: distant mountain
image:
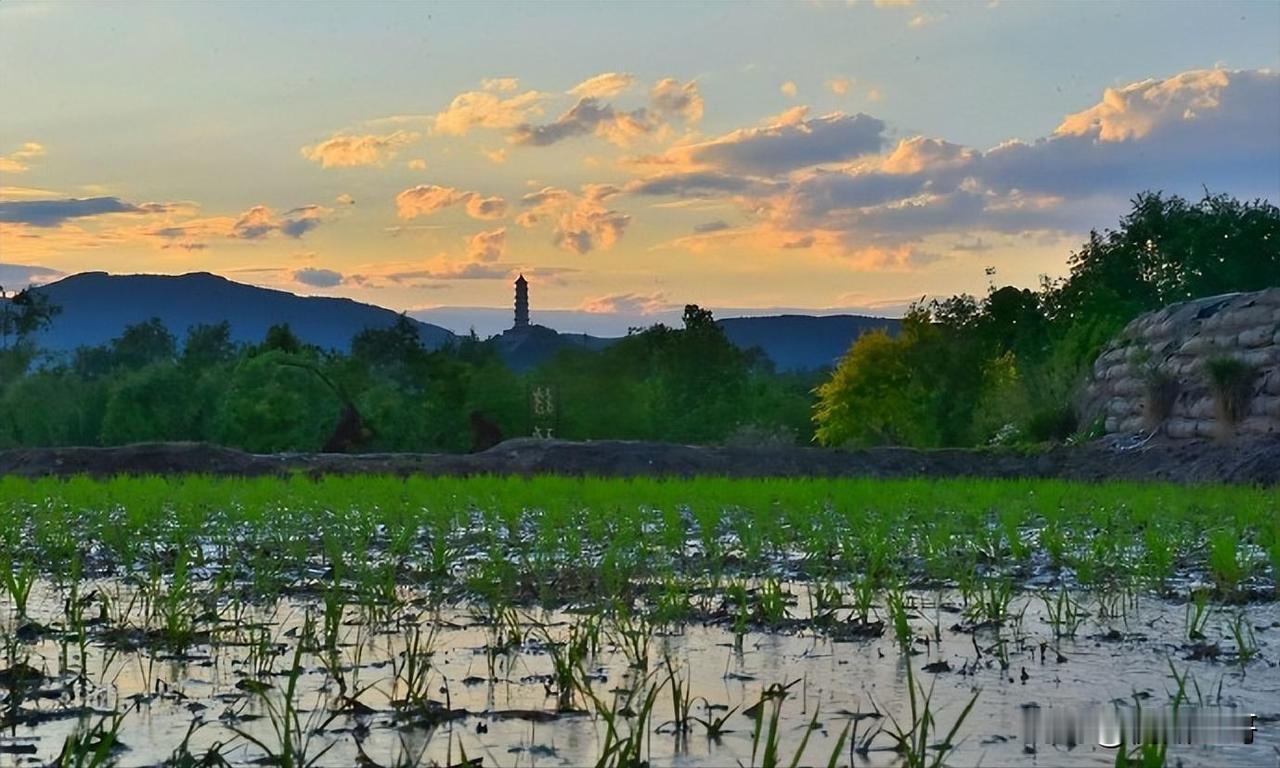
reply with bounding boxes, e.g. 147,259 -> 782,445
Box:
18,272 -> 897,371
718,314 -> 900,371
25,272 -> 456,352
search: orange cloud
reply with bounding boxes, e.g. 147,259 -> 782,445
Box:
517,184 -> 629,255
650,78 -> 704,123
0,142 -> 45,173
300,131 -> 420,168
1055,67 -> 1234,141
433,89 -> 545,136
481,77 -> 520,92
580,291 -> 669,314
395,184 -> 508,220
466,227 -> 506,262
569,72 -> 636,99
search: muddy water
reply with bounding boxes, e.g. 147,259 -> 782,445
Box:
1,583 -> 1277,767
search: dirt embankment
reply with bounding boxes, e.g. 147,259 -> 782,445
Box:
1,435 -> 1278,484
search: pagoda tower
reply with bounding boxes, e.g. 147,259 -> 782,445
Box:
513,274 -> 529,329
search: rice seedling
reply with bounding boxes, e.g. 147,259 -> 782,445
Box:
886,588 -> 914,654
965,578 -> 1014,625
392,621 -> 438,712
1042,587 -> 1087,638
1225,611 -> 1257,666
881,658 -> 980,768
54,706 -> 130,768
1185,589 -> 1212,641
1,556 -> 37,619
228,614 -> 336,768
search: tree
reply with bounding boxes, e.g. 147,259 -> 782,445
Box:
100,364 -> 194,444
110,318 -> 177,370
214,350 -> 338,452
0,287 -> 61,349
182,322 -> 236,369
814,328 -> 932,447
351,314 -> 427,388
258,323 -> 305,355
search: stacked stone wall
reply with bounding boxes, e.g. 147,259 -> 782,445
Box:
1080,288 -> 1280,438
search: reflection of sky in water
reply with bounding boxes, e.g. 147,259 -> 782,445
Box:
3,581 -> 1277,766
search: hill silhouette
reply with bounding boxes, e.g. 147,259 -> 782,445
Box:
22,272 -> 898,370
28,272 -> 455,352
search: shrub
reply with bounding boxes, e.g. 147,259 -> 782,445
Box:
1205,357 -> 1254,426
1024,404 -> 1078,443
1141,366 -> 1179,429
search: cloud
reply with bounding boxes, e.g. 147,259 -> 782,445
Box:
908,12 -> 942,27
664,67 -> 1280,265
952,235 -> 993,252
0,142 -> 45,173
395,184 -> 508,220
466,227 -> 506,262
433,89 -> 545,136
0,262 -> 63,286
628,111 -> 886,176
483,148 -> 507,164
0,196 -> 153,227
570,72 -> 635,99
519,184 -> 630,255
512,97 -> 654,147
626,171 -> 781,198
780,81 -> 798,98
580,291 -> 670,315
232,206 -> 278,239
650,78 -> 704,123
694,219 -> 730,233
407,158 -> 427,171
827,77 -> 853,96
146,203 -> 330,248
279,205 -> 328,238
1,186 -> 61,200
336,193 -> 355,206
293,267 -> 344,287
481,77 -> 519,92
300,130 -> 420,168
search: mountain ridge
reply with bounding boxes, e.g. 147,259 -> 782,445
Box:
17,272 -> 899,370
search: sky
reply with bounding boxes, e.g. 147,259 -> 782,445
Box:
2,0 -> 1278,333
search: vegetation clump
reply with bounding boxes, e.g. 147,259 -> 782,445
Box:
1205,356 -> 1255,426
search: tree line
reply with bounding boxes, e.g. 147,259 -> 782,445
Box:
815,191 -> 1280,447
0,298 -> 817,452
1,190 -> 1275,453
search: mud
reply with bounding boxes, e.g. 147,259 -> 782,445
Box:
1,434 -> 1279,484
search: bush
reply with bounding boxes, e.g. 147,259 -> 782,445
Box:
1024,404 -> 1078,443
1205,357 -> 1254,425
1141,367 -> 1179,429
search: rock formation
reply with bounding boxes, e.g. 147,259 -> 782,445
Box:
1080,288 -> 1280,438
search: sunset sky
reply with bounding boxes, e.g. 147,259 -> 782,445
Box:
2,0 -> 1278,333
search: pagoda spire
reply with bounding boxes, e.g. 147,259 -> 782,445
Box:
513,274 -> 529,329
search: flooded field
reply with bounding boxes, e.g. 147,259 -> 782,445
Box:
1,475 -> 1277,766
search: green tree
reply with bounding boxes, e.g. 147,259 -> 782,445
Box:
182,322 -> 236,369
100,363 -> 194,444
110,318 -> 177,370
814,326 -> 934,447
214,351 -> 337,452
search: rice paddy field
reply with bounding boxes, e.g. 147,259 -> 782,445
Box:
0,474 -> 1277,767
